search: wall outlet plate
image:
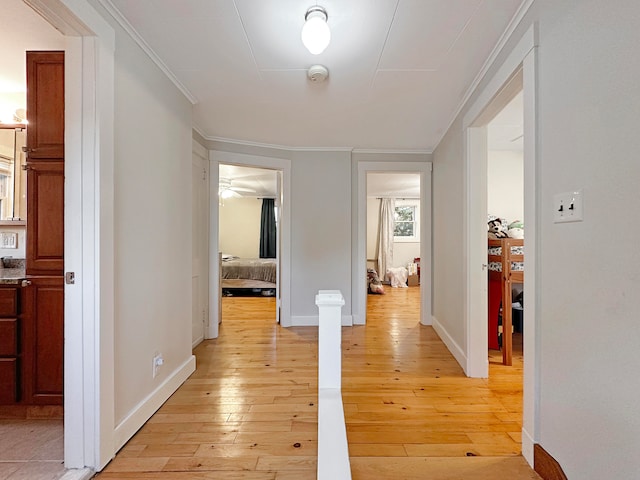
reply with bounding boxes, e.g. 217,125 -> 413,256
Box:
553,190 -> 583,223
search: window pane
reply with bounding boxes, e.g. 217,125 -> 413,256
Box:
394,221 -> 414,237
394,206 -> 414,222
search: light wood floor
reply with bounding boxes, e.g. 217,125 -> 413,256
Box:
96,288 -> 538,479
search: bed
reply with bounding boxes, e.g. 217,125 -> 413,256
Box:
221,256 -> 277,284
488,238 -> 523,366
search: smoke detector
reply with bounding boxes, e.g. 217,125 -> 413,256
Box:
307,64 -> 329,82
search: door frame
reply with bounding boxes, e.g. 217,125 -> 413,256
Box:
27,0 -> 116,470
463,25 -> 539,464
208,151 -> 291,337
355,161 -> 432,326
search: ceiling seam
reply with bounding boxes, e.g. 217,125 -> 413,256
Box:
433,0 -> 485,72
232,0 -> 263,82
369,0 -> 401,93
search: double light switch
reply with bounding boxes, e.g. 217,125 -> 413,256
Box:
553,190 -> 583,223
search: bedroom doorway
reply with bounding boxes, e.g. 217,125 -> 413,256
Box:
486,90 -> 524,368
463,26 -> 538,464
355,161 -> 432,327
365,173 -> 422,312
218,163 -> 280,327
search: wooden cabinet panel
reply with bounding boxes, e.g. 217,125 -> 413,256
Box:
0,319 -> 18,356
0,288 -> 18,316
22,277 -> 63,405
26,51 -> 64,160
0,358 -> 18,404
26,162 -> 64,275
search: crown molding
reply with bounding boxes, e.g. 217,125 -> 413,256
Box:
96,0 -> 197,104
205,134 -> 354,153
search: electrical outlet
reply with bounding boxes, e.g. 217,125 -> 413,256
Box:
152,353 -> 164,378
553,190 -> 583,223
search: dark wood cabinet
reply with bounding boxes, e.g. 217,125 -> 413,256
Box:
0,287 -> 21,404
26,51 -> 64,161
26,161 -> 64,275
21,277 -> 63,405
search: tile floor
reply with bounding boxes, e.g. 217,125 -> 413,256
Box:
0,419 -> 66,480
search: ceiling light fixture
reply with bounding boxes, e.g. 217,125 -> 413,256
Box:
301,6 -> 330,55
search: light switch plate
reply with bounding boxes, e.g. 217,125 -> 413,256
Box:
553,190 -> 583,223
0,232 -> 17,248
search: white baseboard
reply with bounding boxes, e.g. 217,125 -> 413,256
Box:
114,355 -> 196,451
431,315 -> 467,371
522,427 -> 535,466
60,468 -> 94,480
291,315 -> 353,327
192,336 -> 204,349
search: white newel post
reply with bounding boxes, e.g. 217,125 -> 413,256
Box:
316,290 -> 345,390
316,290 -> 351,480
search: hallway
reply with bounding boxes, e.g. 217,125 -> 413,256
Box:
96,288 -> 538,479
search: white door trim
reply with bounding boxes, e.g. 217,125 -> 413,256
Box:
462,25 -> 539,465
26,0 -> 116,470
355,161 -> 432,326
208,151 -> 292,337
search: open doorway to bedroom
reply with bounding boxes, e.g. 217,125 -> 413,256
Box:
218,164 -> 280,326
365,172 -> 422,322
486,91 -> 524,369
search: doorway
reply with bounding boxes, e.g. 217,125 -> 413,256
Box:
463,26 -> 538,464
218,164 -> 280,326
209,151 -> 291,337
355,161 -> 432,326
365,172 -> 422,317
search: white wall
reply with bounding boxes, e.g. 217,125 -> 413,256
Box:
487,150 -> 523,222
290,150 -> 352,321
433,1 -> 640,478
0,224 -> 25,258
219,196 -> 261,258
99,1 -> 195,436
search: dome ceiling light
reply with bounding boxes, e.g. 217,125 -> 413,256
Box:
301,6 -> 330,55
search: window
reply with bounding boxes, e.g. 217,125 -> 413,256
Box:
394,201 -> 419,242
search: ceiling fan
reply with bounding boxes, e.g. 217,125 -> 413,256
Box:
218,177 -> 256,199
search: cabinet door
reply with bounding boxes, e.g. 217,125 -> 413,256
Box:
26,161 -> 64,275
22,277 -> 64,405
26,51 -> 64,160
0,358 -> 18,404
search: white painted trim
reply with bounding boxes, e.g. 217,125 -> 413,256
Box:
291,315 -> 353,327
192,336 -> 204,349
432,316 -> 468,372
462,24 -> 539,468
354,162 -> 432,327
208,151 -> 292,334
206,135 -> 354,153
113,356 -> 196,450
95,0 -> 197,104
59,469 -> 95,480
351,148 -> 433,155
27,0 -> 116,471
522,427 -> 535,466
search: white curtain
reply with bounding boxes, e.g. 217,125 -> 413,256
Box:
376,198 -> 395,281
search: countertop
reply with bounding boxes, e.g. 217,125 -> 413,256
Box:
0,268 -> 26,285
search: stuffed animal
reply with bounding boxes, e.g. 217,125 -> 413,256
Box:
488,218 -> 508,239
507,220 -> 524,239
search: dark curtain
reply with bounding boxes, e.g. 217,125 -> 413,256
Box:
259,198 -> 277,258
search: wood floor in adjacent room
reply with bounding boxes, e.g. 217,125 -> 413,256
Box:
95,287 -> 539,480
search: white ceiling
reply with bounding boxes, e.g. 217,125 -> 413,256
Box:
0,0 -> 526,161
105,0 -> 527,151
367,172 -> 420,198
219,164 -> 278,197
